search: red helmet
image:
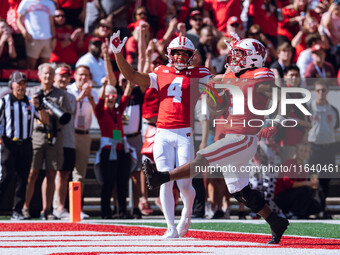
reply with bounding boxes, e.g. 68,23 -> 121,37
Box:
167,36 -> 196,70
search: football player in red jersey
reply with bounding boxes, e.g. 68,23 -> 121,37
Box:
144,35 -> 290,244
110,31 -> 211,238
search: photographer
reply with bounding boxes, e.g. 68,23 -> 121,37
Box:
22,63 -> 72,220
0,71 -> 48,220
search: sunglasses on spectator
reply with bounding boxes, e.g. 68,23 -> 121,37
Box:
99,24 -> 112,29
307,22 -> 317,26
54,14 -> 65,18
249,31 -> 260,36
315,88 -> 327,93
105,94 -> 117,98
230,23 -> 239,27
137,12 -> 147,16
192,17 -> 202,21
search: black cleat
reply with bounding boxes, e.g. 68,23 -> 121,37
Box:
267,216 -> 289,244
142,159 -> 170,190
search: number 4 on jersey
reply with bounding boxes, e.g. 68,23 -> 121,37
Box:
167,77 -> 183,103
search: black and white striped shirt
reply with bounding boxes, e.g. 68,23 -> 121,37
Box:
0,94 -> 38,140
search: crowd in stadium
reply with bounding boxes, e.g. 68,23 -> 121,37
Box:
0,0 -> 339,228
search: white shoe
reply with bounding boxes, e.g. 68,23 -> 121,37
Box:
162,226 -> 179,238
177,217 -> 191,237
53,209 -> 70,220
81,211 -> 90,219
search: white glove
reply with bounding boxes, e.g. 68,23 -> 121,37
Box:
109,30 -> 128,54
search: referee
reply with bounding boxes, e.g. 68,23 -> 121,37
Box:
0,71 -> 48,220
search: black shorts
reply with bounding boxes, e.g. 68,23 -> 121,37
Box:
61,147 -> 76,171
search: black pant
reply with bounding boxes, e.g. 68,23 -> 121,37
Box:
309,142 -> 336,210
275,186 -> 322,218
99,148 -> 131,218
0,138 -> 33,213
192,174 -> 205,217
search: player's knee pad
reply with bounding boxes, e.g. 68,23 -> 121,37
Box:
232,185 -> 265,213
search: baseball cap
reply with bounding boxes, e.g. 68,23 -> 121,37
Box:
10,71 -> 27,84
190,10 -> 202,18
227,16 -> 241,25
55,66 -> 71,76
311,44 -> 324,53
89,37 -> 102,44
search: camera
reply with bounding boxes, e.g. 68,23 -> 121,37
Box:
35,90 -> 71,125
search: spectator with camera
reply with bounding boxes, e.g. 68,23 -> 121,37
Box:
22,63 -> 72,220
0,71 -> 49,220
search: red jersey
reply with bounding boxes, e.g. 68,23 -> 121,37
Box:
149,65 -> 211,129
142,88 -> 160,119
222,68 -> 275,135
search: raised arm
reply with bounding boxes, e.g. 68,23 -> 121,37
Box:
102,38 -> 117,86
110,31 -> 150,91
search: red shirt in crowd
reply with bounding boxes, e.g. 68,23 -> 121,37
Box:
50,26 -> 80,65
125,36 -> 137,66
173,0 -> 190,23
278,8 -> 319,41
305,61 -> 336,79
274,158 -> 307,198
204,0 -> 242,33
95,95 -> 129,150
295,33 -> 307,59
58,0 -> 83,9
248,0 -> 278,37
0,0 -> 9,20
146,0 -> 167,30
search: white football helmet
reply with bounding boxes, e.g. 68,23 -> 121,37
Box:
167,36 -> 196,70
225,36 -> 267,73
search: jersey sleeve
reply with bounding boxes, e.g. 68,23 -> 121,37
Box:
253,68 -> 275,80
148,72 -> 158,90
198,74 -> 211,91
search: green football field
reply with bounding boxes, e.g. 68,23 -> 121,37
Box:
123,221 -> 340,239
